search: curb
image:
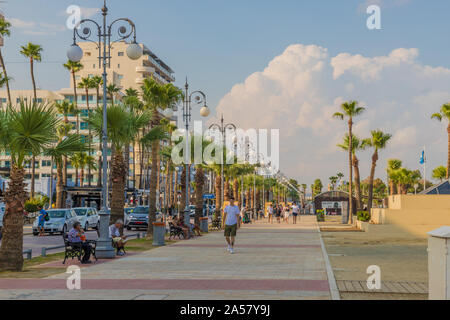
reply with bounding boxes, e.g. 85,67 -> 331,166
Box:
316,220 -> 341,300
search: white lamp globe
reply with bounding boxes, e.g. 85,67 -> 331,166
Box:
126,43 -> 143,60
67,44 -> 83,62
200,106 -> 210,117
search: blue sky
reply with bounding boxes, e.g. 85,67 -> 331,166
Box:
2,0 -> 449,108
3,0 -> 450,183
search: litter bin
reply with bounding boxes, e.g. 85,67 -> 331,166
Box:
200,217 -> 209,233
152,222 -> 166,246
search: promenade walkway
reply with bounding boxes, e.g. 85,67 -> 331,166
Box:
0,216 -> 337,300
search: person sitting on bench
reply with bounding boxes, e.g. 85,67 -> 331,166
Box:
109,220 -> 127,256
68,222 -> 92,264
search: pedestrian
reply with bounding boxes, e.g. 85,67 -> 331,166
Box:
292,202 -> 300,224
109,220 -> 128,256
267,203 -> 274,223
37,205 -> 48,237
284,205 -> 290,223
68,221 -> 92,264
276,204 -> 282,224
222,197 -> 240,254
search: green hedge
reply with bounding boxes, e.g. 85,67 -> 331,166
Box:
357,211 -> 370,222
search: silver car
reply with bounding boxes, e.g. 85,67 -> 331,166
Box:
32,208 -> 79,236
73,207 -> 99,230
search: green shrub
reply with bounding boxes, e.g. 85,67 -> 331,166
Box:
357,211 -> 370,222
24,196 -> 48,213
316,209 -> 325,222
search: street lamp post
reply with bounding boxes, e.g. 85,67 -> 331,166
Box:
67,0 -> 143,258
209,115 -> 236,213
182,79 -> 210,231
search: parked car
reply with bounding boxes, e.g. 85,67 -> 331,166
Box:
73,207 -> 99,230
126,206 -> 149,230
32,208 -> 78,236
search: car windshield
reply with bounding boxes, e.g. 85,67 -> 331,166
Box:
73,208 -> 88,216
48,211 -> 66,219
132,207 -> 148,215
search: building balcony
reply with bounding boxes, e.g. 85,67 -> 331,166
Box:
136,66 -> 155,74
136,77 -> 146,85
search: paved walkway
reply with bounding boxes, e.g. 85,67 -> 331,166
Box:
0,216 -> 336,300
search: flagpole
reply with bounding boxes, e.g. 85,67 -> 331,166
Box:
423,146 -> 426,191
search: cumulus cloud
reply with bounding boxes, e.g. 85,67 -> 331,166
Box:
214,44 -> 450,184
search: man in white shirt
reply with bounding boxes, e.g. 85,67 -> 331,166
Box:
267,204 -> 274,223
222,197 -> 241,254
109,220 -> 128,256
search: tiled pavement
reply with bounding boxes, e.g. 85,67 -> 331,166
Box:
0,216 -> 335,300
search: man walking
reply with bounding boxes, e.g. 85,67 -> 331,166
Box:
223,197 -> 240,254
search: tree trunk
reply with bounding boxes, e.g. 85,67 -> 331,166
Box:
256,188 -> 261,211
353,154 -> 362,210
194,166 -> 204,226
146,139 -> 159,237
30,156 -> 36,198
0,50 -> 12,106
389,180 -> 395,195
180,166 -> 187,220
80,167 -> 85,187
224,179 -> 230,201
347,119 -> 354,224
173,169 -> 178,211
233,179 -> 239,203
367,150 -> 378,214
110,149 -> 126,225
72,70 -> 79,188
86,88 -> 92,187
56,161 -> 64,208
245,189 -> 251,209
0,165 -> 27,271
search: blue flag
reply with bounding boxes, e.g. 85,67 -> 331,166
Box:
420,150 -> 425,165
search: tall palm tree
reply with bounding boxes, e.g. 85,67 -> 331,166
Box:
432,103 -> 450,179
337,134 -> 368,210
107,83 -> 120,106
0,101 -> 59,271
78,77 -> 96,186
87,104 -> 150,224
333,101 -> 365,224
20,43 -> 43,198
0,18 -> 12,106
365,130 -> 392,212
141,78 -> 183,235
70,152 -> 97,187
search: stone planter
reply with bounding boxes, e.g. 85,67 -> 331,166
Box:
152,222 -> 166,246
200,217 -> 209,233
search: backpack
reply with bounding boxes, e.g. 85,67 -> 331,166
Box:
44,213 -> 50,221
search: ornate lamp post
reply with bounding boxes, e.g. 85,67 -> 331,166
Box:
182,79 -> 210,229
209,115 -> 236,213
67,0 -> 143,258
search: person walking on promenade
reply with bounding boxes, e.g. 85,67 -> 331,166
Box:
284,205 -> 290,224
267,203 -> 274,223
292,202 -> 300,224
223,197 -> 241,254
276,204 -> 282,224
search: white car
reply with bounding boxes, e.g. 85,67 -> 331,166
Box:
32,208 -> 79,236
73,207 -> 100,230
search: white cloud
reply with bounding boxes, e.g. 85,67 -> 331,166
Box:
9,17 -> 65,36
8,18 -> 36,29
214,44 -> 450,184
80,7 -> 100,19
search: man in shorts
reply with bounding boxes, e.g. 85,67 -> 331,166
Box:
267,203 -> 274,223
222,197 -> 240,254
292,203 -> 300,224
109,220 -> 128,256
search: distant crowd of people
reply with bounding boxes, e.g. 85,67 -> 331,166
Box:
266,202 -> 301,224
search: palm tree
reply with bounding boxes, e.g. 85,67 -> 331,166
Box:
107,83 -> 120,106
333,101 -> 365,224
20,43 -> 43,198
432,103 -> 450,179
70,152 -> 97,187
337,134 -> 368,210
0,101 -> 59,271
329,176 -> 338,190
87,104 -> 151,224
141,78 -> 183,235
387,159 -> 402,195
0,72 -> 12,108
78,77 -> 96,186
432,166 -> 447,182
47,133 -> 86,208
365,130 -> 392,212
0,18 -> 12,106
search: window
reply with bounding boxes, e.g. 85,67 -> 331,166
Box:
118,52 -> 124,56
4,161 -> 10,168
93,64 -> 96,68
0,98 -> 6,103
80,122 -> 89,130
81,109 -> 89,117
42,160 -> 51,167
118,75 -> 124,80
